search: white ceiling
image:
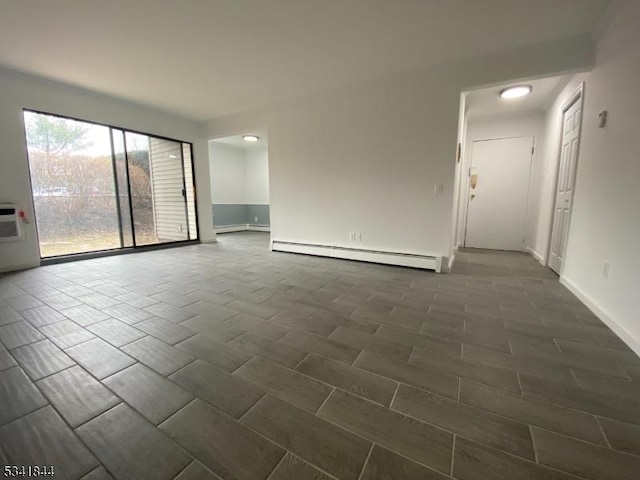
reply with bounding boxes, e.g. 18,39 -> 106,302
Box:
211,134 -> 268,152
465,75 -> 571,119
0,0 -> 612,121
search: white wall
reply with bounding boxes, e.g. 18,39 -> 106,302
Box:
208,142 -> 270,205
558,1 -> 640,354
458,112 -> 546,254
208,142 -> 247,204
245,148 -> 270,205
0,67 -> 213,273
202,36 -> 594,261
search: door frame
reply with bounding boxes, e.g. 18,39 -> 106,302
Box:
544,82 -> 585,273
22,108 -> 201,264
462,135 -> 535,249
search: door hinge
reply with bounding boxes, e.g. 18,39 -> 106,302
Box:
532,146 -> 535,155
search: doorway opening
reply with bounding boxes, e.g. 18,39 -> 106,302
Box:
24,110 -> 198,259
452,73 -> 583,268
208,133 -> 270,242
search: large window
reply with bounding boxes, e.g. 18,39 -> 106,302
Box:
23,111 -> 198,258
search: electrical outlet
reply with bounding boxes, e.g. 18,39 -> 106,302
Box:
177,224 -> 183,232
348,232 -> 355,242
254,216 -> 258,223
433,184 -> 445,194
356,232 -> 362,243
603,261 -> 610,279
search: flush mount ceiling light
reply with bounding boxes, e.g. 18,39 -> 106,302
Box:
243,135 -> 260,142
500,85 -> 532,99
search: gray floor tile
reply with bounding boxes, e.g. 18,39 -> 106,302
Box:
144,302 -> 196,323
354,350 -> 458,398
328,326 -> 412,361
184,302 -> 238,321
59,304 -> 111,326
0,366 -> 47,425
242,394 -> 370,480
1,233 -> 637,480
40,293 -> 83,310
510,341 -> 627,378
460,380 -> 606,446
0,342 -> 17,372
102,303 -> 155,325
234,356 -> 332,412
79,293 -> 121,310
225,299 -> 280,319
36,365 -> 120,427
121,336 -> 195,376
135,317 -> 196,345
0,321 -> 44,349
77,403 -> 191,480
280,329 -> 360,364
520,374 -> 640,423
268,453 -> 334,480
462,343 -> 576,384
175,334 -> 252,372
86,318 -> 146,347
81,466 -> 114,480
6,294 -> 43,311
225,313 -> 291,339
114,292 -> 161,309
181,316 -> 244,343
170,360 -> 263,418
0,305 -> 24,326
393,383 -> 534,459
598,417 -> 640,456
532,427 -> 640,480
297,354 -> 397,406
39,319 -> 95,349
453,436 -> 576,480
0,406 -> 98,480
557,338 -> 640,366
570,368 -> 640,401
411,346 -> 521,393
161,399 -> 284,480
318,389 -> 452,474
12,339 -> 75,380
20,305 -> 66,328
104,363 -> 193,425
175,461 -> 222,480
361,445 -> 450,480
65,338 -> 136,379
230,331 -> 307,368
375,325 -> 461,356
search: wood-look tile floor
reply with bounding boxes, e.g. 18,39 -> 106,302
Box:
1,232 -> 639,480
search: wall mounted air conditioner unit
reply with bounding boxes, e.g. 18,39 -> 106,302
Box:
0,205 -> 22,242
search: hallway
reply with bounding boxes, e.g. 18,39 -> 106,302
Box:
1,232 -> 639,479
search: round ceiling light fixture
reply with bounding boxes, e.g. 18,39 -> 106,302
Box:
243,135 -> 260,142
500,85 -> 533,99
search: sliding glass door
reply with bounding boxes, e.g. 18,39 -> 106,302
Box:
24,110 -> 198,259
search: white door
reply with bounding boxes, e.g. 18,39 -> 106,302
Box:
465,137 -> 534,251
549,96 -> 582,274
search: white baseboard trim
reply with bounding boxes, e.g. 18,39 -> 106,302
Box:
247,225 -> 271,232
526,247 -> 545,265
560,275 -> 640,357
215,224 -> 271,234
271,240 -> 442,272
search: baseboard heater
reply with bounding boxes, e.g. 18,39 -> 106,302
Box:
271,240 -> 442,272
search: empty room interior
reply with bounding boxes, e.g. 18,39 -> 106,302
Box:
0,1 -> 639,480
